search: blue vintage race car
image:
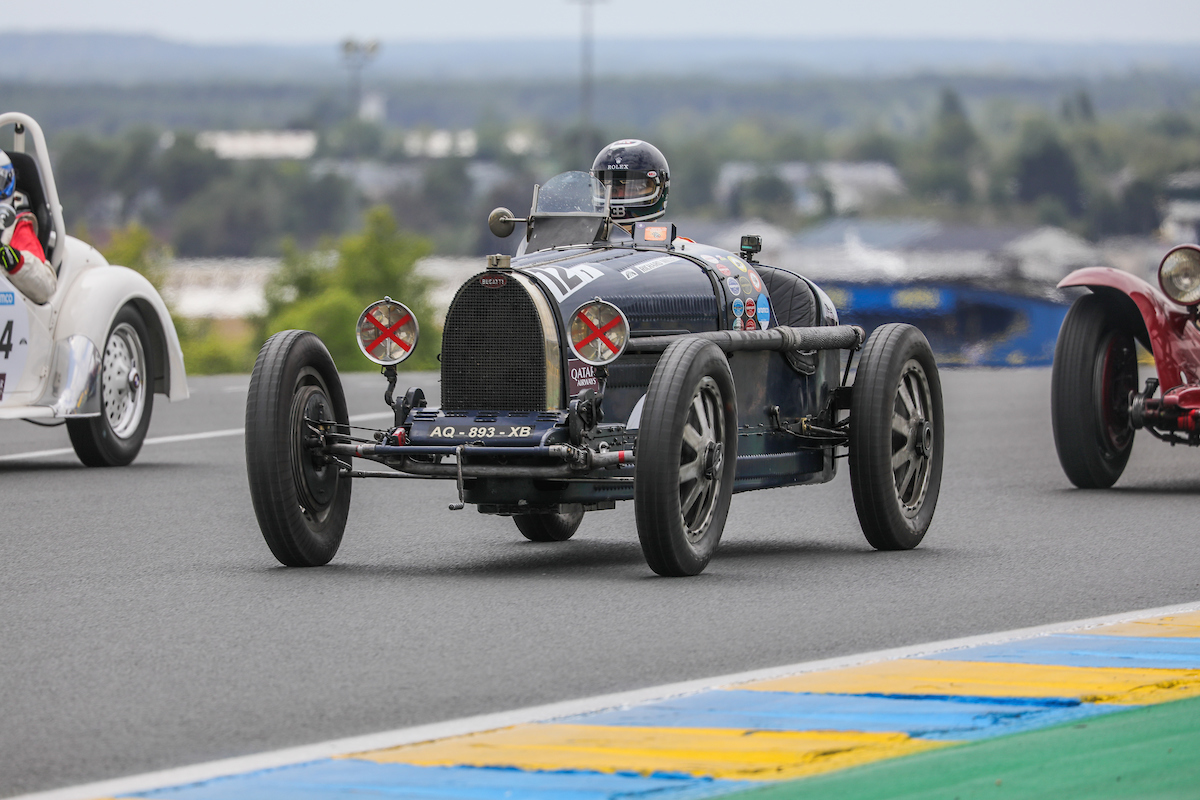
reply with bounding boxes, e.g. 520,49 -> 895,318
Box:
245,171 -> 944,576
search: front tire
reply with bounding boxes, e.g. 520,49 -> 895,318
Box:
514,506 -> 584,542
67,304 -> 154,467
1051,293 -> 1137,488
849,323 -> 944,550
634,339 -> 737,576
246,330 -> 352,567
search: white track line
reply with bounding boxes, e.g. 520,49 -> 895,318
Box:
0,413 -> 393,463
14,598 -> 1200,800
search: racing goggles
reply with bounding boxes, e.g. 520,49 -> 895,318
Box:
593,170 -> 662,206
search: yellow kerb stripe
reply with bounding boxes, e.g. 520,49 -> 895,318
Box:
1089,610 -> 1200,638
743,659 -> 1200,705
344,723 -> 950,781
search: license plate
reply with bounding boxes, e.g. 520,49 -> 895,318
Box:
426,424 -> 537,439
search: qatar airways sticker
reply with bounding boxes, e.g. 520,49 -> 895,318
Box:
568,358 -> 598,396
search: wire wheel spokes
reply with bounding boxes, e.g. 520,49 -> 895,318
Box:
102,322 -> 147,438
678,376 -> 724,540
890,360 -> 934,517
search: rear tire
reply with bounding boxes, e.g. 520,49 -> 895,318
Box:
1051,293 -> 1137,488
67,304 -> 155,467
246,330 -> 352,567
514,507 -> 584,542
634,339 -> 737,577
849,323 -> 944,551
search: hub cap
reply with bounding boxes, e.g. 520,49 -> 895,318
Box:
102,322 -> 147,439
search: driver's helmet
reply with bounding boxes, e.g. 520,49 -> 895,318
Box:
0,152 -> 14,202
590,139 -> 669,222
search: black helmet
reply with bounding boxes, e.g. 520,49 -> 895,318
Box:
591,139 -> 669,222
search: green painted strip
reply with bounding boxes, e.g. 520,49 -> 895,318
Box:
720,695 -> 1200,800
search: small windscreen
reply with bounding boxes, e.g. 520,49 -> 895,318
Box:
535,171 -> 606,214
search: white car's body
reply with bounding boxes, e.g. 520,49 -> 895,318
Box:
0,112 -> 187,424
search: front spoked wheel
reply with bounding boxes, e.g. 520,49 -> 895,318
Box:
634,339 -> 737,576
246,330 -> 352,567
849,324 -> 944,550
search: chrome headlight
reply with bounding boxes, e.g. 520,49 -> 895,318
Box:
1159,245 -> 1200,306
567,299 -> 629,366
356,297 -> 419,365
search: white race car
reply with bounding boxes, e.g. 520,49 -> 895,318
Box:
0,113 -> 187,465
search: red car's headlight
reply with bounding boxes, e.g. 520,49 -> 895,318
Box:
1159,244 -> 1200,307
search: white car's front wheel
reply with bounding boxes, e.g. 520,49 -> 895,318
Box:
67,304 -> 154,467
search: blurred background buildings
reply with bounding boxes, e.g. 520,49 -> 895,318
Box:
5,15 -> 1200,370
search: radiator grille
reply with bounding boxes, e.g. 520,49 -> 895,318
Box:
441,274 -> 547,411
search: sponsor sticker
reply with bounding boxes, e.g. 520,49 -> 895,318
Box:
726,276 -> 741,296
478,274 -> 507,289
732,298 -> 744,317
716,263 -> 732,276
745,318 -> 757,331
744,297 -> 756,318
757,293 -> 771,327
738,276 -> 753,295
700,254 -> 720,264
733,318 -> 743,331
567,358 -> 599,396
730,256 -> 749,273
748,269 -> 762,292
0,292 -> 13,305
621,256 -> 675,281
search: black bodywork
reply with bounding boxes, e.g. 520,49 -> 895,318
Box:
358,228 -> 848,514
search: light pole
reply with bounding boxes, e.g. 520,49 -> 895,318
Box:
569,0 -> 606,166
341,38 -> 380,120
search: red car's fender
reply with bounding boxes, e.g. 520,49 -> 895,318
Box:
1058,267 -> 1200,390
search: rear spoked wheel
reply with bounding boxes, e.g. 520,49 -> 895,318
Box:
514,506 -> 584,542
634,339 -> 737,576
849,323 -> 944,550
246,330 -> 352,567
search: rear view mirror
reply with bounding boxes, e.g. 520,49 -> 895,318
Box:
488,207 -> 517,238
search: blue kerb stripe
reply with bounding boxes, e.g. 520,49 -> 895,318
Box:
120,759 -> 755,800
555,689 -> 1117,741
932,634 -> 1200,670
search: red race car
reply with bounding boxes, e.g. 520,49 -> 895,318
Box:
1052,244 -> 1200,487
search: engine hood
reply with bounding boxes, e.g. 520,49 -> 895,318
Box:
512,247 -> 722,335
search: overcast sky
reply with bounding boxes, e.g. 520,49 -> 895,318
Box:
13,0 -> 1200,44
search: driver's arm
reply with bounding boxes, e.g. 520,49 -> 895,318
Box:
1,211 -> 56,304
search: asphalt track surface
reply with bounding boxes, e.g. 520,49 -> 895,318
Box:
2,367 -> 1199,797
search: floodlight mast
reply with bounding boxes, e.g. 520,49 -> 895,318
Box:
341,38 -> 380,119
569,0 -> 606,167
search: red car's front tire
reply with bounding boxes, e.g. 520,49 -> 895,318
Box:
1051,293 -> 1138,489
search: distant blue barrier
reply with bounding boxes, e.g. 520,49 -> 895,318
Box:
821,282 -> 1072,367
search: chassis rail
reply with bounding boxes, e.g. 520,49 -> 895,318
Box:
625,324 -> 865,354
